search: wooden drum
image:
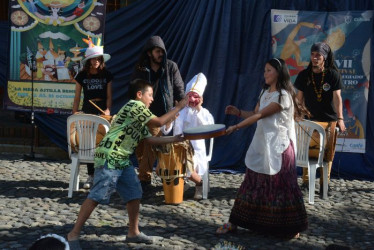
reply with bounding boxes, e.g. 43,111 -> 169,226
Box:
309,121 -> 337,162
154,141 -> 189,204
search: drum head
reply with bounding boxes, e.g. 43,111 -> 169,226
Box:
183,124 -> 226,140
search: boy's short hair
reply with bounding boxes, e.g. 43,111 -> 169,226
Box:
128,79 -> 153,100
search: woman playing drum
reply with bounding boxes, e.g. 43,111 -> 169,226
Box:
72,38 -> 113,189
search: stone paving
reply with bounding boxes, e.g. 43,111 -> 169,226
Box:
0,153 -> 373,249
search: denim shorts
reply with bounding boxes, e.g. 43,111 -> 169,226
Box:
87,162 -> 142,204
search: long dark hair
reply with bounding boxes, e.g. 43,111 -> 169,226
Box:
261,58 -> 310,120
135,46 -> 166,72
134,47 -> 153,72
82,56 -> 106,78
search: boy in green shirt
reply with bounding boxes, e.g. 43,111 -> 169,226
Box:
67,79 -> 187,247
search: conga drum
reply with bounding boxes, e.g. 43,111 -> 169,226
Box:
308,121 -> 337,161
154,141 -> 190,204
69,115 -> 109,153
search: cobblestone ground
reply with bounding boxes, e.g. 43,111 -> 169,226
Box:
0,153 -> 373,249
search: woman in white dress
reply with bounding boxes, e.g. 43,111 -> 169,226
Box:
216,58 -> 309,238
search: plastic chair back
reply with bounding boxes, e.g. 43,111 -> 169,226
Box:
66,114 -> 111,197
295,120 -> 326,168
67,114 -> 111,161
295,120 -> 327,204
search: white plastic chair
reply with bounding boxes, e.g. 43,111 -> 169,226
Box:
295,120 -> 327,204
67,114 -> 111,198
202,137 -> 214,199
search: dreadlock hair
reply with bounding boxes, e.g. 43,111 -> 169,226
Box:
261,58 -> 310,121
322,45 -> 338,71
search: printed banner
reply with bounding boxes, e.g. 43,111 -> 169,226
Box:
6,0 -> 107,114
271,9 -> 372,153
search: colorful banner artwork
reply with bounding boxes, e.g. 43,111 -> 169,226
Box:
6,0 -> 107,114
271,10 -> 372,153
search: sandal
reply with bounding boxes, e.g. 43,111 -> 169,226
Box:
125,232 -> 154,244
216,222 -> 237,234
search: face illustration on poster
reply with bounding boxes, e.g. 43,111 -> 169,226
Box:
29,0 -> 86,26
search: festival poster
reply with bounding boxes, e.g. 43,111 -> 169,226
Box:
271,9 -> 372,153
6,0 -> 107,114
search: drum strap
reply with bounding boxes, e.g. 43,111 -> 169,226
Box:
163,144 -> 184,180
153,141 -> 194,180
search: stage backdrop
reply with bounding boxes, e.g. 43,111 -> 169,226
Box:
1,0 -> 374,180
6,0 -> 107,114
271,10 -> 372,153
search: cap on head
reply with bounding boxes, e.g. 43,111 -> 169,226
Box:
311,42 -> 331,60
186,73 -> 207,97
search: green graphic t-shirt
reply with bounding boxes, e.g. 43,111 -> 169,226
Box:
94,100 -> 155,170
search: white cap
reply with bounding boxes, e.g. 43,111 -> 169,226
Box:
185,73 -> 207,97
81,46 -> 111,64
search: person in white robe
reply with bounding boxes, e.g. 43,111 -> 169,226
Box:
161,73 -> 214,200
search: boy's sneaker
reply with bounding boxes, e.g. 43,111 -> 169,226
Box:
194,185 -> 203,200
83,176 -> 94,189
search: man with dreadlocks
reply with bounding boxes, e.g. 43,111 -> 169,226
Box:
294,42 -> 346,197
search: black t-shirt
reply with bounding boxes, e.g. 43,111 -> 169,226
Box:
294,68 -> 342,121
149,68 -> 166,117
75,70 -> 113,114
